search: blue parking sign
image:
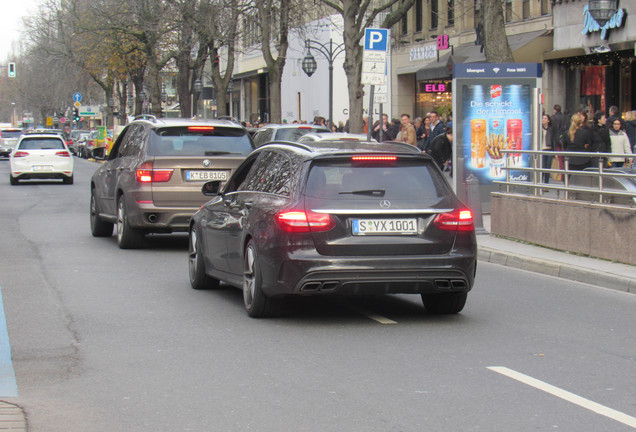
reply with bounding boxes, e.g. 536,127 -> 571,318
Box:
364,28 -> 389,52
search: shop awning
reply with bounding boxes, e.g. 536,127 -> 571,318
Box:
405,30 -> 551,80
543,48 -> 586,60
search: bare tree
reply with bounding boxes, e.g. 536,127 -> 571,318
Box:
320,0 -> 415,133
479,0 -> 513,63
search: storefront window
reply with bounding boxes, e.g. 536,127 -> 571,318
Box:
416,81 -> 452,120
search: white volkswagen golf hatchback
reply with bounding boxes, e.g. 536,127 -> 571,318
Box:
9,133 -> 74,185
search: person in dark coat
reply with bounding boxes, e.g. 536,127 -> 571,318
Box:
541,114 -> 556,183
624,110 -> 636,153
427,127 -> 453,173
564,113 -> 593,171
591,110 -> 611,167
424,112 -> 445,151
551,104 -> 569,150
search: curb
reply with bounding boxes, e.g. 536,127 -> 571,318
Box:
478,246 -> 636,294
0,401 -> 26,431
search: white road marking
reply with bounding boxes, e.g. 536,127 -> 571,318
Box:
488,366 -> 636,429
345,302 -> 397,324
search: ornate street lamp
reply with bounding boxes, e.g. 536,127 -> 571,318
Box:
301,38 -> 345,127
588,0 -> 618,27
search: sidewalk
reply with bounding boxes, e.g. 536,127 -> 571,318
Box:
478,215 -> 636,293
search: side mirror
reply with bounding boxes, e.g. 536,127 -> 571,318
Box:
202,180 -> 223,196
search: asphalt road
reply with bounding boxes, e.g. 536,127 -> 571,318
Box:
1,156 -> 635,431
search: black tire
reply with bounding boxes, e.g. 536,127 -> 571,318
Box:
63,174 -> 74,185
9,176 -> 19,185
243,240 -> 282,318
421,292 -> 467,314
116,196 -> 144,249
189,226 -> 220,290
90,191 -> 113,237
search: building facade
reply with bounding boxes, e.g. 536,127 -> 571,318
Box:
545,0 -> 634,116
391,0 -> 553,121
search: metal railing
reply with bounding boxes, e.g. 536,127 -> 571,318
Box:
493,149 -> 636,207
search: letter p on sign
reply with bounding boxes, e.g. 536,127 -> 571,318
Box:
364,28 -> 389,52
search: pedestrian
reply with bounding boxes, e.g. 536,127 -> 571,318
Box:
551,104 -> 569,149
417,115 -> 431,150
372,114 -> 397,142
564,113 -> 593,171
608,118 -> 632,168
624,110 -> 636,153
362,116 -> 369,134
540,114 -> 556,183
396,113 -> 417,146
424,112 -> 445,151
427,127 -> 453,174
591,110 -> 611,167
445,113 -> 453,129
607,105 -> 621,129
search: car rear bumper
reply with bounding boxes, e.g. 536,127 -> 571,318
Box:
126,199 -> 200,233
264,252 -> 477,297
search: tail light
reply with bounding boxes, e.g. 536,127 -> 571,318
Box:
55,151 -> 71,157
188,126 -> 215,132
135,161 -> 174,183
12,151 -> 29,158
275,210 -> 335,233
433,209 -> 474,232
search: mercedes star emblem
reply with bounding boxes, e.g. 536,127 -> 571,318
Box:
380,200 -> 391,209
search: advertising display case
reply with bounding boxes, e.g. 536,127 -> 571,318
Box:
452,63 -> 542,212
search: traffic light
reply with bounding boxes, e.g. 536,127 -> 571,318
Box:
214,54 -> 219,66
7,62 -> 16,78
73,107 -> 80,122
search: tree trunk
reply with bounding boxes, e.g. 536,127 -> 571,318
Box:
482,0 -> 514,63
342,20 -> 364,134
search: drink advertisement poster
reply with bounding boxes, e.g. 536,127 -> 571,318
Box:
461,84 -> 531,183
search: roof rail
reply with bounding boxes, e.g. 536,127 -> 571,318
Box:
260,140 -> 313,152
134,114 -> 157,123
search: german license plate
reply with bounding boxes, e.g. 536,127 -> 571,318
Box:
33,165 -> 53,171
185,170 -> 228,181
352,218 -> 417,235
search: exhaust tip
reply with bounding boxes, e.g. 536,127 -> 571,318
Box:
147,213 -> 158,223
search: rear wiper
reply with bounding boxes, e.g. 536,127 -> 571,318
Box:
203,151 -> 241,156
338,189 -> 385,197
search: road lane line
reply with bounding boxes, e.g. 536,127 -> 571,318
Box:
344,302 -> 397,324
488,366 -> 636,429
0,286 -> 18,397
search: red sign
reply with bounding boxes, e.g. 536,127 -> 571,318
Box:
436,34 -> 449,50
60,117 -> 67,123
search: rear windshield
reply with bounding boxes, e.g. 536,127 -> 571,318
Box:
148,126 -> 253,156
1,130 -> 22,139
19,138 -> 65,150
275,127 -> 328,142
305,158 -> 450,204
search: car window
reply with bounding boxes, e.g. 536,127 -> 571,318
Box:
18,138 -> 65,150
305,158 -> 450,204
274,127 -> 328,142
1,130 -> 22,139
119,124 -> 143,157
253,129 -> 273,147
238,151 -> 296,196
148,126 -> 252,156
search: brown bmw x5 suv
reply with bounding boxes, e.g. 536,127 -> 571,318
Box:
90,116 -> 254,248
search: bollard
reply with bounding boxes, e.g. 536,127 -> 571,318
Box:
464,173 -> 486,234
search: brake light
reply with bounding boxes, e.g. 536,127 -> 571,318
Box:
352,155 -> 397,162
12,151 -> 29,158
135,161 -> 174,183
188,126 -> 215,132
433,209 -> 474,232
55,151 -> 71,157
275,210 -> 335,233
